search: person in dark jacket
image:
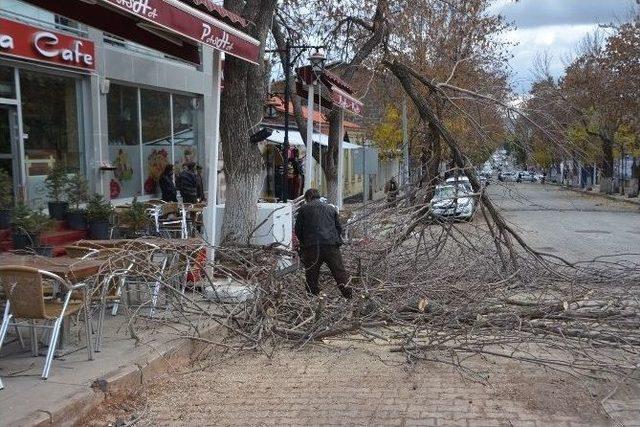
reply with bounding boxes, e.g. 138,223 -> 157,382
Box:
159,164 -> 178,202
195,164 -> 205,201
178,162 -> 198,203
294,188 -> 351,299
384,177 -> 398,207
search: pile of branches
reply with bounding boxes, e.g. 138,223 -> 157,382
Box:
89,185 -> 640,381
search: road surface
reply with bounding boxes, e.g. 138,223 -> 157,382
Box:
489,183 -> 640,263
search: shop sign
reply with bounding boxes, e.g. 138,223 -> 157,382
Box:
102,0 -> 260,64
0,18 -> 95,71
331,87 -> 364,116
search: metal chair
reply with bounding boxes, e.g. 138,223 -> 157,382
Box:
0,266 -> 93,380
64,245 -> 99,259
155,203 -> 188,239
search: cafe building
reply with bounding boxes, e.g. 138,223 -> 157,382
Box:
0,0 -> 259,213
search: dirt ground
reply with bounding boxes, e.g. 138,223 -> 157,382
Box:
82,339 -> 635,427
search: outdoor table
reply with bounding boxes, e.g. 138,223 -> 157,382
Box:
72,237 -> 206,250
0,254 -> 105,353
0,254 -> 104,283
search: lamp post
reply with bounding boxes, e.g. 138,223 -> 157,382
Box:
305,49 -> 326,191
266,42 -> 326,202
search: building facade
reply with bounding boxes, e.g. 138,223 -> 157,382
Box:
1,0 -> 219,209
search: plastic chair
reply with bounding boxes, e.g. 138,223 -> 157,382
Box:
0,266 -> 92,380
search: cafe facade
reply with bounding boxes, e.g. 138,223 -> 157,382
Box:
0,0 -> 258,212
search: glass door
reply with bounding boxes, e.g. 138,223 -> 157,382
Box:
0,105 -> 22,205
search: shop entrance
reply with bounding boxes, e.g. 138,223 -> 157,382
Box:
0,105 -> 22,205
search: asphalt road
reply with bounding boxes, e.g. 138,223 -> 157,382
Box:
488,182 -> 640,263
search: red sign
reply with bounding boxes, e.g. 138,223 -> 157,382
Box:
331,87 -> 364,116
0,18 -> 95,71
101,0 -> 260,64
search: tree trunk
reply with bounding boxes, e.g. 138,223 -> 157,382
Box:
599,131 -> 614,194
324,108 -> 342,204
422,121 -> 441,202
219,0 -> 278,244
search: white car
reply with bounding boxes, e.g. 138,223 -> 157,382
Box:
430,184 -> 476,220
445,176 -> 473,192
516,171 -> 537,182
498,171 -> 518,182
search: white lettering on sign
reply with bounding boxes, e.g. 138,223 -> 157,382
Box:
0,34 -> 14,49
200,24 -> 234,52
34,32 -> 94,66
115,0 -> 158,18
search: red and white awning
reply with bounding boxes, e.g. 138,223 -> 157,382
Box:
21,0 -> 260,64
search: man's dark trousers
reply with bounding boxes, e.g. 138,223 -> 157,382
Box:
301,244 -> 351,298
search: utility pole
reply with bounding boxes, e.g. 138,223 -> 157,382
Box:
402,97 -> 409,186
305,82 -> 314,190
362,143 -> 368,237
282,40 -> 290,202
336,109 -> 345,210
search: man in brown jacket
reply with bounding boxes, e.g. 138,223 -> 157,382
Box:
294,189 -> 351,299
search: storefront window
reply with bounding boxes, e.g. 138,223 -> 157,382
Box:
106,84 -> 203,200
20,70 -> 80,208
172,94 -> 200,169
141,89 -> 171,196
107,84 -> 140,199
0,66 -> 15,99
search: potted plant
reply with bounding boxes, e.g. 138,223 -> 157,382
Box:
0,169 -> 12,229
45,162 -> 70,220
11,203 -> 55,255
66,173 -> 90,230
85,194 -> 114,239
119,196 -> 151,238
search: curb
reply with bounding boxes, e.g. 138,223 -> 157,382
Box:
549,183 -> 640,207
8,324 -> 221,427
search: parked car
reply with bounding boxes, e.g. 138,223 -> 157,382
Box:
498,171 -> 518,182
445,176 -> 473,192
517,171 -> 537,182
430,184 -> 476,221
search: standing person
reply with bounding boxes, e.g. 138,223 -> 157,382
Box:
159,164 -> 178,202
178,161 -> 198,203
384,177 -> 399,207
294,189 -> 352,299
195,164 -> 206,202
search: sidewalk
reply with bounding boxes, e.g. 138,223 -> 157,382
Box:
137,341 -> 640,427
0,303 -> 222,426
551,183 -> 640,207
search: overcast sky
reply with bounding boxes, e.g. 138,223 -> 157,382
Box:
491,0 -> 638,93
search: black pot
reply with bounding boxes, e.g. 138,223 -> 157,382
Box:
48,201 -> 69,220
66,210 -> 87,230
88,220 -> 111,239
11,231 -> 38,250
0,208 -> 10,229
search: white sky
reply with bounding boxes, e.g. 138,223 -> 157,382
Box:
491,0 -> 638,93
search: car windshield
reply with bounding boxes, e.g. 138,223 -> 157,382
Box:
434,185 -> 465,200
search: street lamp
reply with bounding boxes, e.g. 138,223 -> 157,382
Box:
305,49 -> 326,191
309,48 -> 326,83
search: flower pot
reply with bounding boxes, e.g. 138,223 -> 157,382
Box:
88,220 -> 111,239
11,231 -> 38,250
66,210 -> 87,230
48,201 -> 69,220
0,208 -> 10,229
